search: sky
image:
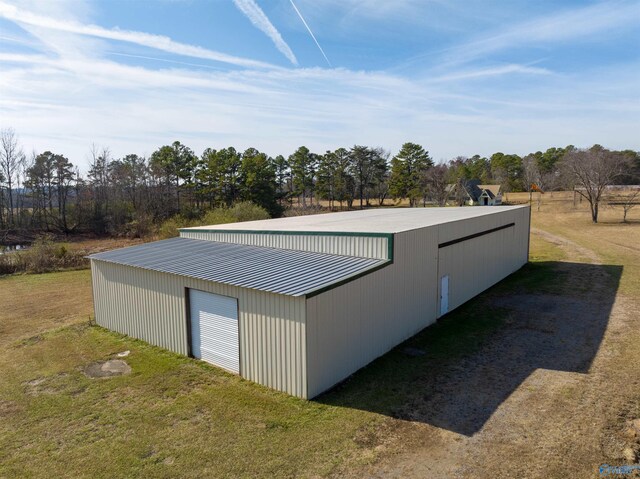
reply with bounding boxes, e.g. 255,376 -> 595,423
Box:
0,0 -> 639,170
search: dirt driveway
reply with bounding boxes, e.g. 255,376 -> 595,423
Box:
349,228 -> 640,479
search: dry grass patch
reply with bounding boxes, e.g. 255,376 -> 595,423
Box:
0,241 -> 537,478
528,193 -> 640,295
0,324 -> 383,479
0,269 -> 93,347
3,199 -> 639,478
65,236 -> 144,253
0,271 -> 390,478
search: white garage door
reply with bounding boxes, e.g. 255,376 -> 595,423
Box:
189,289 -> 239,374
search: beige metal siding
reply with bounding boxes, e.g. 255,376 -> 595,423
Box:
436,206 -> 530,314
91,260 -> 307,398
305,205 -> 530,398
305,227 -> 439,398
179,231 -> 389,259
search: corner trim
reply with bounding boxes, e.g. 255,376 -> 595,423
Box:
526,205 -> 532,262
184,287 -> 193,358
305,259 -> 392,299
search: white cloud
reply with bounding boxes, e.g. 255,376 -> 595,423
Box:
232,0 -> 297,65
440,1 -> 640,66
2,46 -> 638,169
294,0 -> 441,21
0,1 -> 278,69
0,0 -> 637,170
429,64 -> 553,83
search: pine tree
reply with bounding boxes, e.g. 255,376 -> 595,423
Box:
389,142 -> 433,206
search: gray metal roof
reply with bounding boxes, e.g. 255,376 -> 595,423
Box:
180,205 -> 529,234
89,237 -> 387,297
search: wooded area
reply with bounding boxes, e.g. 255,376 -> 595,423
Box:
1,127 -> 639,237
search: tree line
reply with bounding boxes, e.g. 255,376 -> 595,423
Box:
1,126 -> 639,236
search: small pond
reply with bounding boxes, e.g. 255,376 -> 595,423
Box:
0,244 -> 29,255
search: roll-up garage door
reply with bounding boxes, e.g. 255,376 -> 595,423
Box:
189,289 -> 239,374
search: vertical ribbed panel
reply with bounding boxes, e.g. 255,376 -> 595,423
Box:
179,231 -> 388,260
435,207 -> 530,314
305,206 -> 530,398
305,227 -> 440,398
90,261 -> 307,398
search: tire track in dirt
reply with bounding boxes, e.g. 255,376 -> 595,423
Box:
351,227 -> 638,479
531,227 -> 601,264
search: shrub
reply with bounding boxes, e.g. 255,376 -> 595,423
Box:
158,202 -> 271,238
200,209 -> 236,226
120,215 -> 154,238
0,236 -> 88,276
198,202 -> 270,226
54,244 -> 68,259
0,254 -> 17,275
228,201 -> 270,222
157,215 -> 198,239
22,236 -> 57,273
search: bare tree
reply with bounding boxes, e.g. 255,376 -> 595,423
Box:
14,149 -> 31,228
522,154 -> 540,199
609,188 -> 640,223
562,145 -> 631,223
424,164 -> 450,206
0,128 -> 25,226
522,154 -> 546,210
0,163 -> 4,229
87,144 -> 112,232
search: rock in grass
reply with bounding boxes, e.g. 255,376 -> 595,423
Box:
623,419 -> 640,439
84,359 -> 131,378
622,447 -> 638,463
624,427 -> 638,439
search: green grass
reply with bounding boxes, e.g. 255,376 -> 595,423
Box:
0,235 -> 570,478
320,301 -> 510,415
529,232 -> 567,262
0,325 -> 371,478
0,269 -> 93,347
321,250 -> 570,415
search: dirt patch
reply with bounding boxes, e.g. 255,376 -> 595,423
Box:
531,227 -> 601,264
16,334 -> 44,347
23,373 -> 70,396
84,359 -> 132,378
346,227 -> 639,478
0,399 -> 21,416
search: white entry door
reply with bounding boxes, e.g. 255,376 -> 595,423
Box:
189,289 -> 239,374
440,275 -> 449,316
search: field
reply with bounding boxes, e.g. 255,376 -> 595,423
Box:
0,195 -> 639,478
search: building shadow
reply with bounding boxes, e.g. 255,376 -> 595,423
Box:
317,261 -> 623,437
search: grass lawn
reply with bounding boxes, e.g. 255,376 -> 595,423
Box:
0,270 -> 93,347
0,233 -> 562,479
3,197 -> 636,478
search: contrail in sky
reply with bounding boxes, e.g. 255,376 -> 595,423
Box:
288,0 -> 331,67
232,0 -> 298,65
0,1 -> 276,69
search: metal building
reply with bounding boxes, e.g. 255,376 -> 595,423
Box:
90,205 -> 530,398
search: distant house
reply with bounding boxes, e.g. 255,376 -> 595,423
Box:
447,180 -> 503,206
472,184 -> 503,206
